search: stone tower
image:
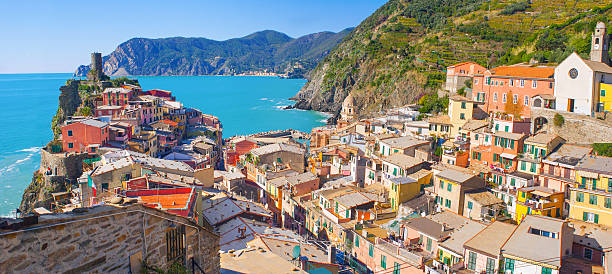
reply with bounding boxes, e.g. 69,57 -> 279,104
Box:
91,52 -> 103,72
591,22 -> 610,65
87,52 -> 105,81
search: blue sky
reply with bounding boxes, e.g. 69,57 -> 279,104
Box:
0,0 -> 386,73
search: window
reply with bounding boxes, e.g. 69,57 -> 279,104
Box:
166,224 -> 186,264
467,251 -> 477,270
486,258 -> 496,274
467,201 -> 473,209
474,79 -> 479,85
502,93 -> 507,103
68,143 -> 74,148
67,130 -> 73,136
532,80 -> 538,88
426,237 -> 432,251
576,192 -> 584,202
524,95 -> 529,106
493,92 -> 498,102
541,267 -> 552,274
590,195 -> 598,205
393,262 -> 401,274
355,235 -> 359,247
602,89 -> 606,97
605,197 -> 611,208
475,134 -> 479,140
369,243 -> 374,257
505,126 -> 510,132
485,77 -> 491,85
519,79 -> 525,87
445,199 -> 451,208
461,102 -> 466,109
510,79 -> 514,86
504,258 -> 515,273
381,255 -> 387,269
584,248 -> 593,260
460,113 -> 465,120
513,94 -> 518,104
447,183 -> 452,192
440,180 -> 444,189
583,212 -> 599,224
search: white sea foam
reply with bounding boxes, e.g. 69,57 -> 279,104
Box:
274,105 -> 289,110
259,97 -> 269,101
17,147 -> 41,153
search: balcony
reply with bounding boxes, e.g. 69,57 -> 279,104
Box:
375,238 -> 424,266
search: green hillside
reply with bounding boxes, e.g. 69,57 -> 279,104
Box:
293,0 -> 612,118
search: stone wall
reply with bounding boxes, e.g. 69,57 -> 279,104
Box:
0,205 -> 220,273
531,108 -> 612,144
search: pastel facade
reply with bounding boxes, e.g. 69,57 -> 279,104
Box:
568,155 -> 612,226
472,65 -> 555,119
61,119 -> 109,153
445,62 -> 487,93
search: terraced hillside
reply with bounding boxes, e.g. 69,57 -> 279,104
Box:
293,0 -> 612,120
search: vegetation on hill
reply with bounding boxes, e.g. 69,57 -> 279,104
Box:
74,29 -> 352,78
294,0 -> 612,118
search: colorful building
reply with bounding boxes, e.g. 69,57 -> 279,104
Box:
599,82 -> 612,112
445,61 -> 487,93
472,64 -> 555,119
432,168 -> 486,215
102,87 -> 133,107
517,133 -> 564,175
61,118 -> 109,153
568,155 -> 612,226
514,186 -> 564,223
386,169 -> 432,210
463,221 -> 516,274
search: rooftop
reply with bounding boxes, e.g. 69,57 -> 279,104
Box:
383,154 -> 425,169
438,218 -> 487,256
250,143 -> 304,157
494,131 -> 524,140
576,155 -> 612,176
436,169 -> 477,184
466,191 -> 503,207
463,221 -> 517,258
103,87 -> 131,93
502,215 -> 566,268
488,65 -> 555,79
525,133 -> 562,145
381,136 -> 429,149
461,120 -> 489,132
543,144 -> 592,167
428,115 -> 451,125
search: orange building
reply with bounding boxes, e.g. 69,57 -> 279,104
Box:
472,64 -> 555,119
102,87 -> 134,107
445,61 -> 487,93
61,118 -> 109,153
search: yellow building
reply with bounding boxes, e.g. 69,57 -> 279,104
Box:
385,169 -> 433,210
515,186 -> 564,223
568,155 -> 612,226
428,95 -> 480,139
598,83 -> 612,112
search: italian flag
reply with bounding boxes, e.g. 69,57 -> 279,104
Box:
87,176 -> 96,198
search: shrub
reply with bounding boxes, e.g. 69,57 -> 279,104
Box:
499,1 -> 530,15
553,113 -> 565,127
592,143 -> 612,157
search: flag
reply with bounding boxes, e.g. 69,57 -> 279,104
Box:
88,175 -> 96,197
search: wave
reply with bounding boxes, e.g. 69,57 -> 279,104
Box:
274,105 -> 289,110
17,147 -> 41,153
0,150 -> 37,176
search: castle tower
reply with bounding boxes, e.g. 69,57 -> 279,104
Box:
591,22 -> 610,65
87,52 -> 105,81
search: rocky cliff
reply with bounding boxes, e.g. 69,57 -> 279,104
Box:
293,0 -> 612,119
75,29 -> 352,78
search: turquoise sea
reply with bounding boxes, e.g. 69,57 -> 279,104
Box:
0,74 -> 328,216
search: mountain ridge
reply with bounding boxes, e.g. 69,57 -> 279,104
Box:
75,28 -> 353,78
293,0 -> 612,120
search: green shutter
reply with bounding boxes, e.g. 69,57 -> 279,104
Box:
595,214 -> 599,224
583,212 -> 589,221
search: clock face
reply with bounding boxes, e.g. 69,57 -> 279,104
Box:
569,68 -> 578,79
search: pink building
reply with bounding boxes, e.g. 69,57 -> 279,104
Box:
472,64 -> 555,119
102,87 -> 133,107
463,221 -> 516,273
61,118 -> 109,153
445,62 -> 487,93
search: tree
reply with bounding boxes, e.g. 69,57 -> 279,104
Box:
553,113 -> 565,127
503,92 -> 523,118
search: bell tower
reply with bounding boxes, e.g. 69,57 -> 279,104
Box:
591,22 -> 610,65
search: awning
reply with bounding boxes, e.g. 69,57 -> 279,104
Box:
500,153 -> 517,160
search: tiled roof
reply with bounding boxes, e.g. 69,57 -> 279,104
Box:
488,65 -> 554,79
250,143 -> 304,157
383,154 -> 424,169
583,59 -> 612,74
464,221 -> 516,258
494,131 -> 524,140
525,133 -> 561,145
577,155 -> 612,176
428,115 -> 451,124
381,136 -> 429,149
79,118 -> 108,128
502,215 -> 566,267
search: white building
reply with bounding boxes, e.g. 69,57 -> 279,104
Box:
554,23 -> 612,115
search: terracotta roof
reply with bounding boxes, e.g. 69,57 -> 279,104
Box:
447,61 -> 482,68
489,65 -> 554,79
162,119 -> 179,126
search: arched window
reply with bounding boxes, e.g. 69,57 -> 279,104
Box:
595,37 -> 600,45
